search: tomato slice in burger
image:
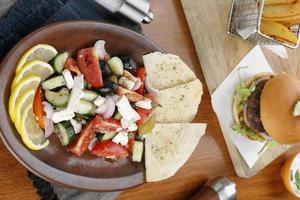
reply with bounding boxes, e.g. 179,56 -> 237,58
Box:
91,140 -> 129,160
77,48 -> 103,88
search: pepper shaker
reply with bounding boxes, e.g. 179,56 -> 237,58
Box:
94,0 -> 154,24
190,177 -> 237,200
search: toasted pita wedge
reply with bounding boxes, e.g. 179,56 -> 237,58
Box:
143,52 -> 196,90
145,123 -> 207,182
155,79 -> 203,123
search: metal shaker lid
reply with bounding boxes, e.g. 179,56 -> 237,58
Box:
118,0 -> 154,24
206,177 -> 237,200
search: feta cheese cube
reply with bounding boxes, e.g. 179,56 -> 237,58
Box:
94,96 -> 106,107
62,69 -> 75,89
121,117 -> 137,132
70,119 -> 82,134
112,131 -> 129,146
116,95 -> 141,122
128,122 -> 137,132
119,76 -> 135,90
52,109 -> 75,123
135,99 -> 152,109
67,87 -> 84,110
74,74 -> 84,89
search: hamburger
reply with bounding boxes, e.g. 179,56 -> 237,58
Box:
232,73 -> 300,144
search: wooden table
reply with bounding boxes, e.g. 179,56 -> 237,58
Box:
0,0 -> 299,199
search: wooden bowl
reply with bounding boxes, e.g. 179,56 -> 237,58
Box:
0,21 -> 163,191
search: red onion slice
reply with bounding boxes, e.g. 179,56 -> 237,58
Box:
95,100 -> 108,115
94,40 -> 108,60
88,137 -> 98,151
243,102 -> 251,128
103,96 -> 116,119
43,116 -> 54,138
145,76 -> 159,96
259,132 -> 273,141
133,78 -> 142,91
43,101 -> 54,119
112,95 -> 120,101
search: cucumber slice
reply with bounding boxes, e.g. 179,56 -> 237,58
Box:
42,75 -> 66,90
138,115 -> 156,135
132,141 -> 144,162
108,57 -> 124,76
113,112 -> 122,120
52,52 -> 69,73
45,88 -> 70,107
83,80 -> 92,89
82,90 -> 98,101
56,121 -> 75,146
101,133 -> 116,141
75,99 -> 96,115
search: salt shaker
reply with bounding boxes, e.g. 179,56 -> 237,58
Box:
94,0 -> 154,24
190,177 -> 237,200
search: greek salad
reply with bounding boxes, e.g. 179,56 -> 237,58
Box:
10,41 -> 160,162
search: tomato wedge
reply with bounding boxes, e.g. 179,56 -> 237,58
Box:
67,115 -> 121,156
91,140 -> 129,160
116,86 -> 146,102
77,48 -> 103,88
33,86 -> 45,129
64,58 -> 81,75
136,108 -> 155,125
93,117 -> 121,134
127,139 -> 135,153
136,68 -> 145,95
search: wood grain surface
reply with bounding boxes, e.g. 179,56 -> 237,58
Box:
180,0 -> 300,179
0,0 -> 299,200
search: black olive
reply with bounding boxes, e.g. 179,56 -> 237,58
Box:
119,55 -> 137,74
104,79 -> 118,91
99,60 -> 112,78
130,103 -> 137,109
93,80 -> 118,96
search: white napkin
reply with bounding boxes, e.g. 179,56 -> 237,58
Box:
263,45 -> 288,59
211,46 -> 273,168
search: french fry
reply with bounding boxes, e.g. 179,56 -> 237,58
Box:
264,0 -> 296,6
262,14 -> 300,26
260,20 -> 298,44
262,1 -> 300,19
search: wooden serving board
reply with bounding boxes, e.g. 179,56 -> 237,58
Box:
180,0 -> 300,178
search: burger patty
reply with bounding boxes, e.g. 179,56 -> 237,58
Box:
244,79 -> 267,133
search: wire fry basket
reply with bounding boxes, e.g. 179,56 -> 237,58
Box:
227,0 -> 300,49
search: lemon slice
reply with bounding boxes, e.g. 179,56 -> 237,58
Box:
9,75 -> 41,122
12,60 -> 54,88
19,103 -> 49,150
16,44 -> 57,73
14,88 -> 36,132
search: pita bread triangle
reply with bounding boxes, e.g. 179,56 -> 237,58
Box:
143,52 -> 197,90
145,123 -> 207,182
155,79 -> 203,123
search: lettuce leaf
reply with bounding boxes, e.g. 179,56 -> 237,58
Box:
232,123 -> 264,142
234,80 -> 256,113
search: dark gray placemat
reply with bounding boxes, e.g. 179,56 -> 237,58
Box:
0,0 -> 142,199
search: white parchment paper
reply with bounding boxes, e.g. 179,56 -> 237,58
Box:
211,46 -> 274,168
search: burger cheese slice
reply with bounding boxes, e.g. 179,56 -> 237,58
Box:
233,73 -> 300,144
